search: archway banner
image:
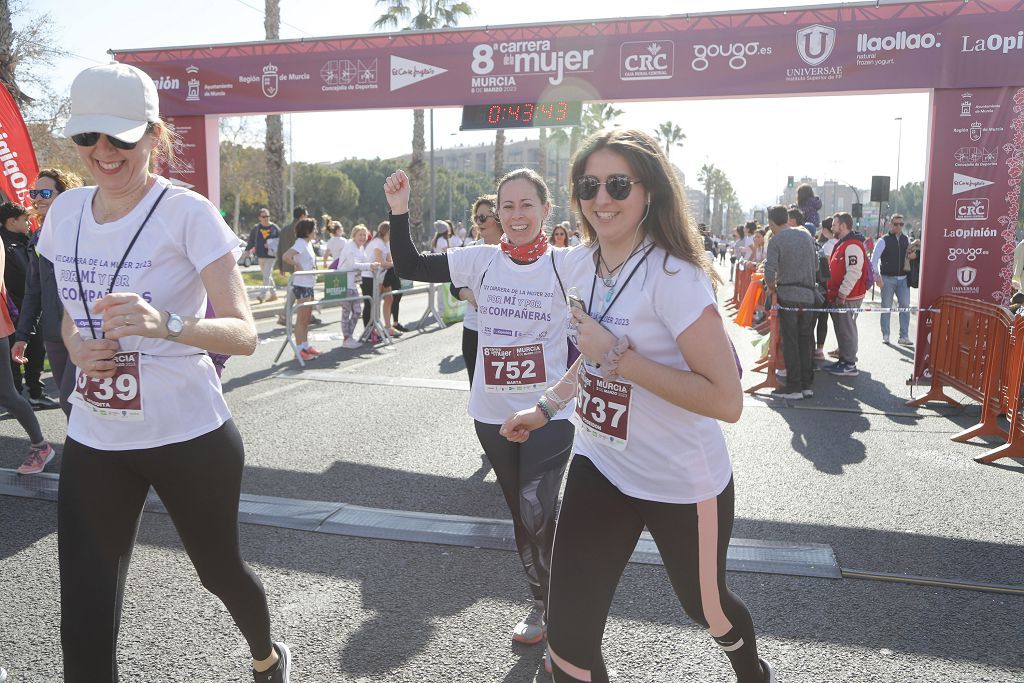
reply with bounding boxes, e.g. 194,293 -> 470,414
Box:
0,87 -> 39,208
113,0 -> 1024,116
914,85 -> 1023,379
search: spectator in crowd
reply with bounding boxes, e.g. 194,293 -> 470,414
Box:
322,221 -> 347,269
871,213 -> 912,346
566,221 -> 581,246
283,218 -> 321,361
786,207 -> 806,232
698,223 -> 714,258
550,223 -> 570,248
0,204 -> 56,475
13,168 -> 84,417
813,217 -> 837,360
246,208 -> 280,303
275,205 -> 307,326
432,220 -> 452,253
728,226 -> 744,281
796,183 -> 822,228
764,204 -> 818,400
744,228 -> 766,265
0,202 -> 58,409
824,212 -> 868,377
335,224 -> 378,349
743,221 -> 756,251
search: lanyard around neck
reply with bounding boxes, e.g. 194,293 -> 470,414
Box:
74,186 -> 169,340
586,244 -> 655,324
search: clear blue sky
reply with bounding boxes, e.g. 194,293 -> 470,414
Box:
29,0 -> 928,209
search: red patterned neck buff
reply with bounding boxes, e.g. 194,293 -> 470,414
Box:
500,230 -> 549,263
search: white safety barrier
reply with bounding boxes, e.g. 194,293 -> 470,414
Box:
273,268 -> 448,366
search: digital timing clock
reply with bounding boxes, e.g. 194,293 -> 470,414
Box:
460,101 -> 583,131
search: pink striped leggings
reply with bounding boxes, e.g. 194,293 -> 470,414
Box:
546,456 -> 765,682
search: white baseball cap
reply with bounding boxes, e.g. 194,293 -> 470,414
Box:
62,63 -> 160,143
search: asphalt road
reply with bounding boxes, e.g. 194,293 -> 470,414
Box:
1,265 -> 1022,682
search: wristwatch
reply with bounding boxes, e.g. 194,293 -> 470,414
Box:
165,312 -> 185,340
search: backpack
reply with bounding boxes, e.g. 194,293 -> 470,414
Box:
815,245 -> 831,287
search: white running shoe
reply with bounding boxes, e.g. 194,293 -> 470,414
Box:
511,602 -> 545,645
342,338 -> 362,349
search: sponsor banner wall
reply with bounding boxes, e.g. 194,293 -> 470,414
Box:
114,1 -> 1024,116
914,86 -> 1024,379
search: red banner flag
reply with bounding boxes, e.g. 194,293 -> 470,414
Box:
0,85 -> 39,209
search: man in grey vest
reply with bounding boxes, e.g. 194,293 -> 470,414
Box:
870,214 -> 912,346
764,204 -> 819,400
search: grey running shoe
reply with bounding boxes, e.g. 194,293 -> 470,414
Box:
1,666 -> 7,682
512,602 -> 545,644
760,657 -> 777,682
253,642 -> 290,683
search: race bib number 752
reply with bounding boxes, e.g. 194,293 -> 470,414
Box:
482,344 -> 546,393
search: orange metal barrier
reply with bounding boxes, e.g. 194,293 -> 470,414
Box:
746,309 -> 784,394
728,263 -> 754,313
976,315 -> 1024,463
907,295 -> 1012,443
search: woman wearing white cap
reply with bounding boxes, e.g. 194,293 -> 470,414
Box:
39,63 -> 291,683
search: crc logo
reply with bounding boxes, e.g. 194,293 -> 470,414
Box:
955,198 -> 989,221
956,266 -> 977,287
690,41 -> 771,71
947,247 -> 989,262
797,25 -> 837,66
620,41 -> 674,81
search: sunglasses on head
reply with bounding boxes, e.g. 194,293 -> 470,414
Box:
575,174 -> 642,201
475,213 -> 495,223
29,189 -> 54,200
71,123 -> 153,150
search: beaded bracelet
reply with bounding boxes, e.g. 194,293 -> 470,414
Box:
600,335 -> 632,380
536,396 -> 555,422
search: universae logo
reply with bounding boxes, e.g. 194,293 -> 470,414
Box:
796,25 -> 837,66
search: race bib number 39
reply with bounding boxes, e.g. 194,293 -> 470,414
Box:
574,365 -> 632,451
73,351 -> 144,421
482,344 -> 546,393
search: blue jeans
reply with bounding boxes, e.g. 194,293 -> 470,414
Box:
880,275 -> 910,339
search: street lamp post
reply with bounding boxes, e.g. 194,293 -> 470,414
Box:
893,116 -> 903,215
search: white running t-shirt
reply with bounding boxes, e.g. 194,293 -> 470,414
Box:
37,176 -> 240,451
559,244 -> 733,504
448,244 -> 572,424
364,238 -> 389,278
291,238 -> 316,287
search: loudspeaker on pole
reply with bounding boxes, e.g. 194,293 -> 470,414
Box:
870,175 -> 890,203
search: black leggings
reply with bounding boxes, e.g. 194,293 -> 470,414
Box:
462,326 -> 478,386
475,419 -> 573,611
816,310 -> 829,347
0,336 -> 43,443
57,420 -> 273,682
8,331 -> 44,396
547,456 -> 762,683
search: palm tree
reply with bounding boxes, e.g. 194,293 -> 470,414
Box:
494,128 -> 505,184
711,172 -> 731,235
654,122 -> 686,162
697,163 -> 717,225
374,0 -> 472,244
264,0 -> 286,223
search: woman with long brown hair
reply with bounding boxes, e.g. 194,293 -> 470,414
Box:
502,128 -> 774,682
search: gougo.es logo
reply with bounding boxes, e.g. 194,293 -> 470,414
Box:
947,246 -> 989,262
691,41 -> 772,71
